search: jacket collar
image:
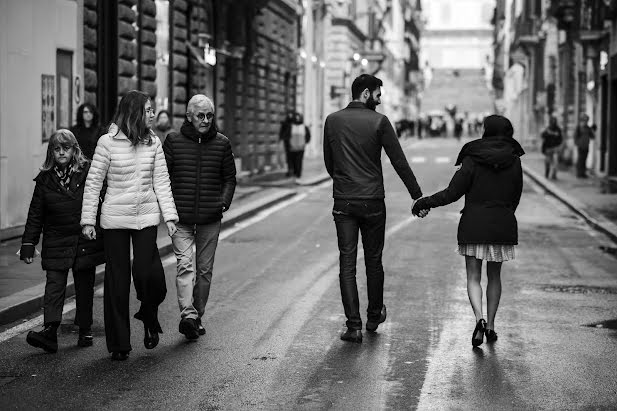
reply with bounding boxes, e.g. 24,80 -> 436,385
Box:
346,101 -> 367,109
180,120 -> 218,143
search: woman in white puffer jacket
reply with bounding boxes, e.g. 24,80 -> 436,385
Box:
81,90 -> 178,361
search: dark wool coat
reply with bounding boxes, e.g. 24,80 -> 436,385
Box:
21,163 -> 105,271
415,136 -> 524,245
163,121 -> 237,225
70,124 -> 104,160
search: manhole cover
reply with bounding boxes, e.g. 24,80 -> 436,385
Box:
542,285 -> 617,294
584,319 -> 617,330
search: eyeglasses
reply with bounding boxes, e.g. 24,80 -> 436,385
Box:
53,144 -> 74,153
195,112 -> 214,122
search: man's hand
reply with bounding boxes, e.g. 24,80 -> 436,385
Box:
166,221 -> 177,237
82,225 -> 96,240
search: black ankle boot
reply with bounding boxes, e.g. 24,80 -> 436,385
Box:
27,324 -> 58,353
77,327 -> 93,347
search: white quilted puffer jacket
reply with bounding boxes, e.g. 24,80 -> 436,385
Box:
81,126 -> 178,230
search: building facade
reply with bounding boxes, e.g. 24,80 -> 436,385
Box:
495,0 -> 617,188
0,0 -> 301,239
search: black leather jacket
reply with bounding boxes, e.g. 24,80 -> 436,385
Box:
323,102 -> 422,200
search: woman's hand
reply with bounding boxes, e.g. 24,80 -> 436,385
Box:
82,225 -> 96,240
166,221 -> 177,237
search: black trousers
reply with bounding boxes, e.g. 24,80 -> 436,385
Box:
333,199 -> 386,330
44,267 -> 95,329
289,150 -> 305,178
576,147 -> 589,177
103,226 -> 166,353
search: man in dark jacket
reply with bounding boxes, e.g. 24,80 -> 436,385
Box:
163,94 -> 236,340
323,74 -> 426,343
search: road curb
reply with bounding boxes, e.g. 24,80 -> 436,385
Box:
0,188 -> 298,326
522,163 -> 617,245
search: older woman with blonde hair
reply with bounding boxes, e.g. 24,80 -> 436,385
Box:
81,90 -> 178,361
21,129 -> 105,353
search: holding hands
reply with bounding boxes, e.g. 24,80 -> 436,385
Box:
412,197 -> 430,218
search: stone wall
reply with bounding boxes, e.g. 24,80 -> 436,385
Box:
83,0 -> 98,104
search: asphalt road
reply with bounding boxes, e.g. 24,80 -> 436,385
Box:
0,137 -> 616,410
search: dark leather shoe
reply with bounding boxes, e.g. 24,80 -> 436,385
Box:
111,351 -> 129,361
485,329 -> 498,343
196,318 -> 206,336
26,325 -> 58,353
472,319 -> 486,347
77,328 -> 93,347
144,324 -> 159,349
340,328 -> 362,343
366,305 -> 387,332
179,318 -> 199,340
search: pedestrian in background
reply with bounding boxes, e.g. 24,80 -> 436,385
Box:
413,115 -> 524,347
70,103 -> 103,160
20,129 -> 105,353
153,109 -> 175,144
81,90 -> 178,361
287,111 -> 310,180
163,94 -> 236,340
540,115 -> 563,180
324,74 -> 426,344
279,110 -> 295,177
574,113 -> 595,178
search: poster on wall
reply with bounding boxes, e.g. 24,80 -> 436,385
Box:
59,75 -> 70,129
41,74 -> 55,142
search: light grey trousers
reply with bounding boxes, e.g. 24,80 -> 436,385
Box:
171,221 -> 221,320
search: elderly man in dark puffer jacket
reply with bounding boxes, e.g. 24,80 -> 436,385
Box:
163,94 -> 236,340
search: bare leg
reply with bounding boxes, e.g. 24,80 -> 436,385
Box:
486,261 -> 502,330
465,256 -> 483,322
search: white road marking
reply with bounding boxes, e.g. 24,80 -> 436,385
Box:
0,299 -> 76,343
435,156 -> 450,163
411,157 -> 426,163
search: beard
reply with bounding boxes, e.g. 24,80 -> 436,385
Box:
365,95 -> 378,111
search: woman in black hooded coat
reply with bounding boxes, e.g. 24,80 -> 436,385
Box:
413,115 -> 524,347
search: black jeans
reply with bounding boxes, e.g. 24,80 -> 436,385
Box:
333,199 -> 386,330
103,226 -> 166,353
289,150 -> 305,178
577,148 -> 589,177
44,267 -> 95,328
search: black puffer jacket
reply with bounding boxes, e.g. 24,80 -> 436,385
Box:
21,164 -> 105,271
415,136 -> 524,245
163,121 -> 237,224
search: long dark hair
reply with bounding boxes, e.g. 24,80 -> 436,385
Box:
75,102 -> 99,128
111,90 -> 153,146
41,129 -> 89,172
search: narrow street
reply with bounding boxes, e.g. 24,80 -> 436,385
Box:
0,138 -> 615,410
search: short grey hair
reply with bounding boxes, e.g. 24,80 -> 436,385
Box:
186,94 -> 214,115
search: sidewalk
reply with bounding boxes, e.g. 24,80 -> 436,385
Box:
521,150 -> 617,244
0,156 -> 330,326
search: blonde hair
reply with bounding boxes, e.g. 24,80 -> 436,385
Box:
41,129 -> 89,172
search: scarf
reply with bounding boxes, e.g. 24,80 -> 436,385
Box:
54,165 -> 75,188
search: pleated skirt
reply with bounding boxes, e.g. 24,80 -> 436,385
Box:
457,244 -> 515,262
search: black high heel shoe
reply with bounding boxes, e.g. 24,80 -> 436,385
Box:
485,328 -> 498,343
144,323 -> 159,349
472,319 -> 486,347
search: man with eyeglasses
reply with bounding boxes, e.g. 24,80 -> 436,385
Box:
162,94 -> 237,340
